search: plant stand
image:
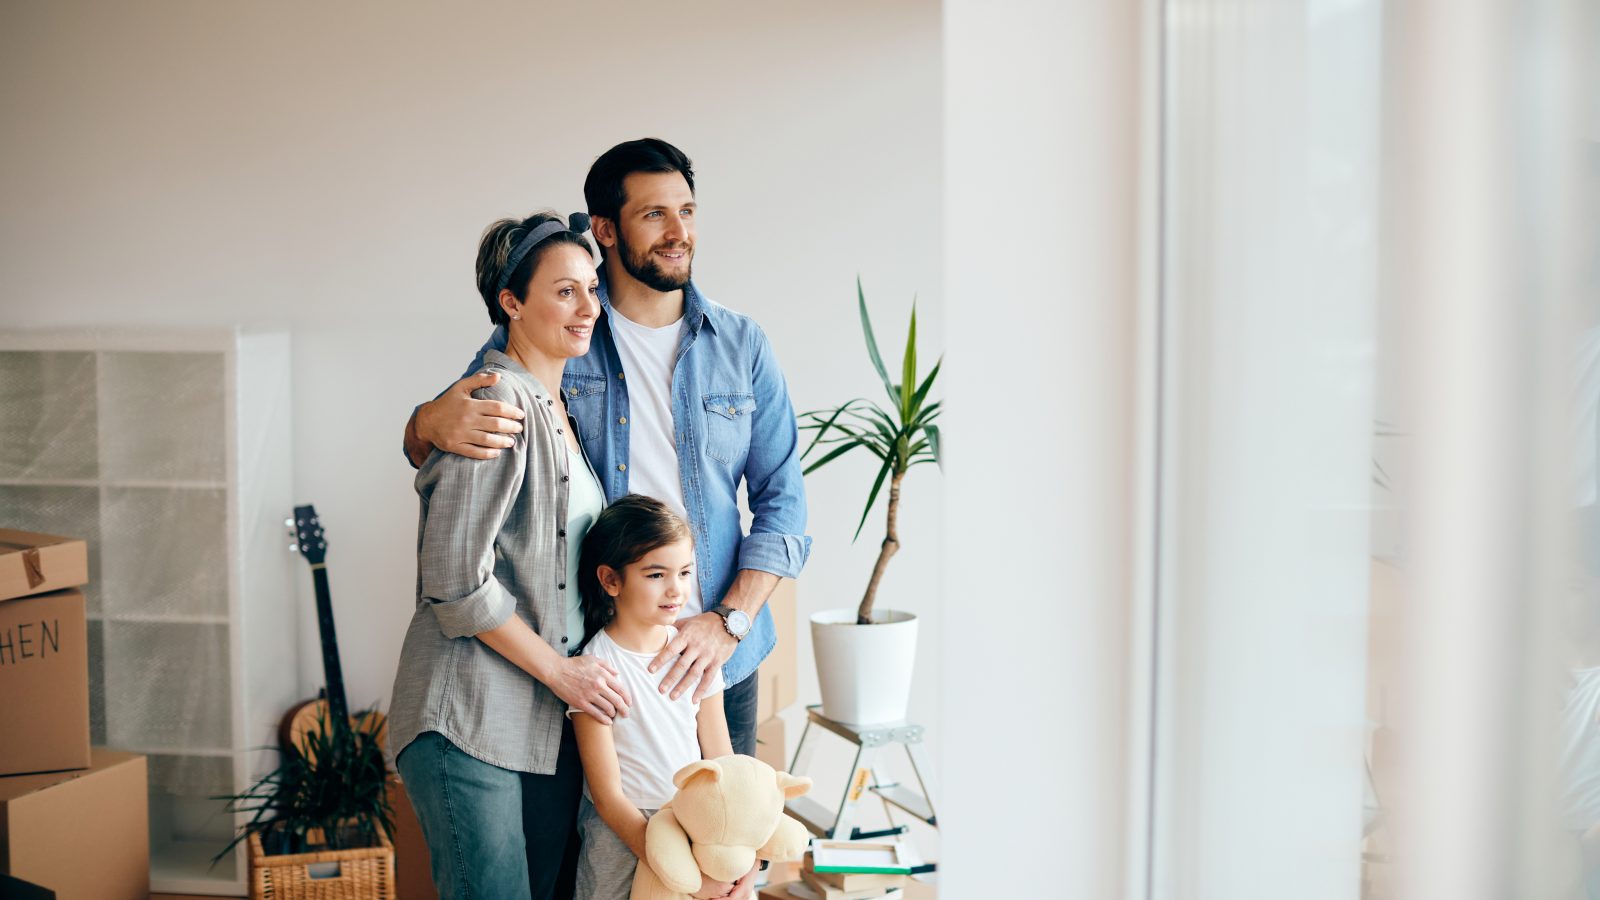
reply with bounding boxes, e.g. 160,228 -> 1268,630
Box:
247,831 -> 396,900
783,704 -> 939,869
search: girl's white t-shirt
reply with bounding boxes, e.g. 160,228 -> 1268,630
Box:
569,625 -> 724,808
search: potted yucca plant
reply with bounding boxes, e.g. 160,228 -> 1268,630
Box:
216,709 -> 396,899
798,278 -> 941,724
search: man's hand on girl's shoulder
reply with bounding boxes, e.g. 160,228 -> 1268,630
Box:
650,612 -> 735,702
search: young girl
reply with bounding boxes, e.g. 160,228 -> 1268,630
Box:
570,494 -> 760,900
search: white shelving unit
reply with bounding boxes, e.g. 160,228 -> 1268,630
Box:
0,329 -> 300,895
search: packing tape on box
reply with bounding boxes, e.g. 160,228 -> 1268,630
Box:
22,548 -> 44,589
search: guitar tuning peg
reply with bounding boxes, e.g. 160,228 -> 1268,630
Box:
288,542 -> 299,552
284,518 -> 294,528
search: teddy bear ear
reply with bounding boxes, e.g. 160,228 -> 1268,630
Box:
672,759 -> 723,789
774,771 -> 812,800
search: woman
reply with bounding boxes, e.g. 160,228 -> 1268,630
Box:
389,210 -> 629,900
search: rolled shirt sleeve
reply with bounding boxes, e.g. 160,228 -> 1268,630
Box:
736,531 -> 810,581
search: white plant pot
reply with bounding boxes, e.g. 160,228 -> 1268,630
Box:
810,608 -> 919,725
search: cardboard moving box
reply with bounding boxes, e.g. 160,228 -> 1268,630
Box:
0,531 -> 87,603
0,749 -> 149,900
757,715 -> 787,773
757,580 -> 798,723
0,588 -> 90,775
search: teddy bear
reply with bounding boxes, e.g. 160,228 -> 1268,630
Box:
631,754 -> 814,900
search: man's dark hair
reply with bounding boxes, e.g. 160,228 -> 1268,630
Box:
583,138 -> 696,225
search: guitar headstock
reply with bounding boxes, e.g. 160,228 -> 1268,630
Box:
288,504 -> 327,565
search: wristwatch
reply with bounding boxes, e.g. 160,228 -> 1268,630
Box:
711,604 -> 752,641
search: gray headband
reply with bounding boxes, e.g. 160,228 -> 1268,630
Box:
496,212 -> 592,294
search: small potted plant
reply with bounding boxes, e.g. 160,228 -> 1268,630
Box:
798,278 -> 941,725
217,710 -> 396,900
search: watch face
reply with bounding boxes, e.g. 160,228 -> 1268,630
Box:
726,608 -> 751,636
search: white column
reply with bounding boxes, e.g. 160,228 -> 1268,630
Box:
941,1 -> 1143,896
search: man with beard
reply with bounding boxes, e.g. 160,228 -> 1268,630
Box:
403,138 -> 810,763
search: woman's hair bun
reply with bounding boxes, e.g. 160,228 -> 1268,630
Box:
567,212 -> 591,234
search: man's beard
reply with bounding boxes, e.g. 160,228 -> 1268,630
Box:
616,231 -> 693,292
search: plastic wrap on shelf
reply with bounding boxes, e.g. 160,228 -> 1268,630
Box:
99,352 -> 225,483
0,350 -> 99,480
104,620 -> 232,752
102,486 -> 228,619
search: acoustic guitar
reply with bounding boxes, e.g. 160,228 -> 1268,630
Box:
282,503 -> 385,756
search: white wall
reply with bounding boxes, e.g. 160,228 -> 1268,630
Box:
0,0 -> 943,757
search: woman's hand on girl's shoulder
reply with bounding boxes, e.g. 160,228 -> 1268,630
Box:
548,654 -> 631,724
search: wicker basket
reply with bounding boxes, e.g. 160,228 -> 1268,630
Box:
247,829 -> 397,900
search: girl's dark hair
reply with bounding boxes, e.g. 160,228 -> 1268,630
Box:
475,209 -> 594,326
575,494 -> 693,653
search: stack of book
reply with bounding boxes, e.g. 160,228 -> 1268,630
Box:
781,838 -> 921,899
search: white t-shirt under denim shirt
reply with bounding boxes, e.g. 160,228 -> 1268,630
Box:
567,625 -> 724,808
606,307 -> 706,618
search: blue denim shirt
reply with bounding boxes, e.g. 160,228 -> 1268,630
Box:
455,276 -> 812,685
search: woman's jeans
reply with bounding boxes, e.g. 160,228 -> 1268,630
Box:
396,726 -> 584,900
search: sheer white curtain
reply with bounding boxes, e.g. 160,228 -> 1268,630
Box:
1147,2 -> 1381,896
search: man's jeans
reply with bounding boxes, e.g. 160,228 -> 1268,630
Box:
725,672 -> 760,758
395,727 -> 583,900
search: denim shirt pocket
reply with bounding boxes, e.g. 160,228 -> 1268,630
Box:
702,392 -> 757,466
560,373 -> 608,445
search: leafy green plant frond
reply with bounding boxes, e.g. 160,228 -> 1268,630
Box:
798,278 -> 943,546
213,706 -> 393,863
856,278 -> 901,411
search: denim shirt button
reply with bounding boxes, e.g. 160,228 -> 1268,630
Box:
618,463 -> 627,472
618,416 -> 628,425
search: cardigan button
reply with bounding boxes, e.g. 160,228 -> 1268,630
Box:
558,528 -> 566,537
558,582 -> 566,590
561,637 -> 569,644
